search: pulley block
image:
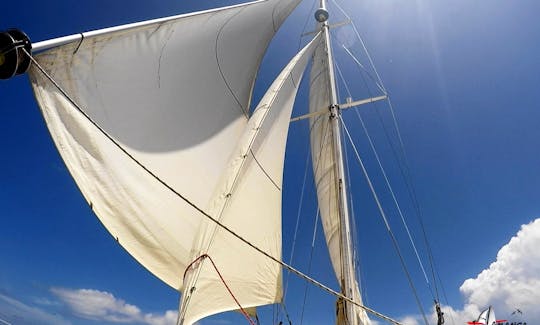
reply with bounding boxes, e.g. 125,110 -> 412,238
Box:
0,29 -> 32,79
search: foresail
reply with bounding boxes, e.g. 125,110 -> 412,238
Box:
178,33 -> 321,325
29,0 -> 300,294
308,33 -> 370,325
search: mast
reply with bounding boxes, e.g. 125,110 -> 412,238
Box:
316,2 -> 359,325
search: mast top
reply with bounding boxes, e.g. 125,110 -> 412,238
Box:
315,7 -> 329,23
315,0 -> 329,22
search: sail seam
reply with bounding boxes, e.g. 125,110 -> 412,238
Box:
25,48 -> 403,325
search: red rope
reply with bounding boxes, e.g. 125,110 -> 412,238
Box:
184,254 -> 256,325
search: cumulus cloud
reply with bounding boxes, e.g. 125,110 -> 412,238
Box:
51,287 -> 177,325
459,218 -> 540,322
0,293 -> 71,325
398,219 -> 539,325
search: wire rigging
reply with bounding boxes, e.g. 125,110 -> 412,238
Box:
335,52 -> 436,300
300,209 -> 321,325
334,60 -> 435,301
330,0 -> 452,309
340,116 -> 429,325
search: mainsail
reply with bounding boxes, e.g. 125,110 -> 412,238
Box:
27,0 -> 313,323
309,20 -> 370,325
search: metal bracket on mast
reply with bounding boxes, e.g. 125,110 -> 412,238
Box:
290,95 -> 387,122
301,19 -> 352,37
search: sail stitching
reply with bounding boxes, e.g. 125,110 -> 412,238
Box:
25,48 -> 403,325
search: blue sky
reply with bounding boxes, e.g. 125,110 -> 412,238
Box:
1,0 -> 540,324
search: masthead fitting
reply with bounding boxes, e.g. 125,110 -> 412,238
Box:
314,8 -> 329,23
0,29 -> 32,80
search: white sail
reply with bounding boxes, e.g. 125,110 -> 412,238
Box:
309,31 -> 370,325
28,0 -> 302,322
477,306 -> 496,325
179,33 -> 321,325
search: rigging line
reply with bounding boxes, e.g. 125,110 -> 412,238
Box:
340,45 -> 386,96
280,302 -> 293,325
340,116 -> 429,325
300,208 -> 320,325
333,26 -> 443,302
297,0 -> 319,50
348,39 -> 443,300
352,105 -> 434,294
331,2 -> 444,299
332,4 -> 438,258
184,254 -> 256,325
284,109 -> 331,302
436,264 -> 456,325
334,56 -> 434,296
25,49 -> 403,325
335,60 -> 368,304
341,121 -> 368,305
283,135 -> 310,297
330,0 -> 385,92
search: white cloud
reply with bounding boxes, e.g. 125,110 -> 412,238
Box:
459,218 -> 540,322
400,315 -> 421,325
397,219 -> 539,325
0,293 -> 71,325
51,288 -> 178,325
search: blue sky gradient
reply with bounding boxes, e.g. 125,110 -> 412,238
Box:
1,0 -> 539,324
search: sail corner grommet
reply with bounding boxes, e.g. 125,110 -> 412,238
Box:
0,29 -> 32,80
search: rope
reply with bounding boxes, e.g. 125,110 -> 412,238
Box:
299,209 -> 320,325
24,49 -> 403,325
283,145 -> 311,296
184,254 -> 256,325
340,116 -> 429,325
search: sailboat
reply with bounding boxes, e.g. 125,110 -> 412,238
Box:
468,306 -> 508,325
0,0 -> 442,324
